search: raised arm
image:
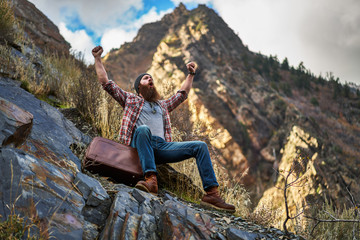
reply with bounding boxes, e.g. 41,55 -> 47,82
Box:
92,46 -> 109,85
180,62 -> 197,95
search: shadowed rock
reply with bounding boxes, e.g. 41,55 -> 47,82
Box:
0,97 -> 33,147
75,172 -> 112,226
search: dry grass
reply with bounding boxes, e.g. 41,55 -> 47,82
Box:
305,198 -> 360,239
0,161 -> 50,240
0,0 -> 19,44
248,198 -> 284,227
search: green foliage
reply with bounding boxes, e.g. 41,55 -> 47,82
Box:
0,204 -> 48,240
253,55 -> 263,75
297,61 -> 306,74
310,97 -> 319,106
268,55 -> 279,70
279,82 -> 293,97
261,60 -> 270,76
343,83 -> 350,98
195,20 -> 203,31
20,80 -> 30,92
293,74 -> 311,90
274,98 -> 287,111
281,57 -> 290,70
332,145 -> 343,154
271,82 -> 279,91
242,54 -> 250,71
0,214 -> 29,239
271,68 -> 281,82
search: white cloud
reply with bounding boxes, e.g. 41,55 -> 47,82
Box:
133,7 -> 172,29
59,22 -> 95,64
171,0 -> 211,5
211,0 -> 360,84
29,0 -> 143,36
100,7 -> 172,55
101,29 -> 137,54
29,0 -> 172,63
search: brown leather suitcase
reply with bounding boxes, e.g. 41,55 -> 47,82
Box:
84,137 -> 143,185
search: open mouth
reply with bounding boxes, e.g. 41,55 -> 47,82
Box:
149,82 -> 154,87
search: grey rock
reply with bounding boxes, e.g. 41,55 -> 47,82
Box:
74,173 -> 111,226
0,97 -> 33,147
82,221 -> 99,240
121,212 -> 141,240
226,227 -> 266,240
137,214 -> 158,240
161,199 -> 217,240
0,77 -> 90,170
216,232 -> 227,240
0,148 -> 85,239
74,172 -> 109,205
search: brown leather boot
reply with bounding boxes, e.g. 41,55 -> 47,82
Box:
200,186 -> 236,213
135,172 -> 158,195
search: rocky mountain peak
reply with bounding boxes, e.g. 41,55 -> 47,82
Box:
174,2 -> 188,14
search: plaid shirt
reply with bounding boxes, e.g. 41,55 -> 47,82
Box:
102,80 -> 188,145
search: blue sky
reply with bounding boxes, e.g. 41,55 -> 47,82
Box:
29,0 -> 360,85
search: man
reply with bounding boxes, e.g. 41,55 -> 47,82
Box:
92,45 -> 235,213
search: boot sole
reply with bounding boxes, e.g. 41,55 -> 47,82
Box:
200,201 -> 236,213
135,183 -> 158,196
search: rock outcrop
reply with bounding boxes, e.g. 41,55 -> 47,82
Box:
0,76 -> 302,239
12,0 -> 71,55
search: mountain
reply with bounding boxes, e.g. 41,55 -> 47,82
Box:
0,0 -> 307,238
103,3 -> 360,217
1,0 -> 359,237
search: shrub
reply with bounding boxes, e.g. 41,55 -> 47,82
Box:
310,97 -> 319,106
279,82 -> 292,97
0,0 -> 16,44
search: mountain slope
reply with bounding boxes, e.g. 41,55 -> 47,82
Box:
103,3 -> 360,218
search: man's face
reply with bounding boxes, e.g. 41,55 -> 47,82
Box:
138,74 -> 160,102
139,74 -> 154,89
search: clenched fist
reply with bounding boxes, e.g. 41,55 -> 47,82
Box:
92,46 -> 103,59
186,62 -> 197,74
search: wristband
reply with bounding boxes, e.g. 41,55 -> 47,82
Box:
189,71 -> 196,75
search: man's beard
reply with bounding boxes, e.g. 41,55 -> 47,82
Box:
139,84 -> 161,102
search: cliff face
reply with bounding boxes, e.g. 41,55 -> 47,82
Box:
104,3 -> 360,216
12,0 -> 70,54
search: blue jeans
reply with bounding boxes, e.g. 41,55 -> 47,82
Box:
131,125 -> 219,190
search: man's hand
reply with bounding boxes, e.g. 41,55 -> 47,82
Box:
186,62 -> 197,74
92,46 -> 103,59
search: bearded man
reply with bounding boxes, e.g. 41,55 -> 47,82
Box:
92,45 -> 235,213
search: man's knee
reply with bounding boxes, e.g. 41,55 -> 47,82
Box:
135,125 -> 151,137
195,141 -> 208,152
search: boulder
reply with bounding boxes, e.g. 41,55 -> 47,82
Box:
0,78 -> 91,170
75,172 -> 112,226
0,148 -> 85,239
0,97 -> 33,147
161,200 -> 218,239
